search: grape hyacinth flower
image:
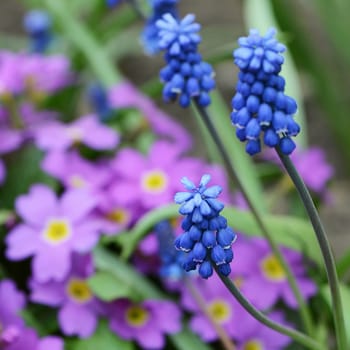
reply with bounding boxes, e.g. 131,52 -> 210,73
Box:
6,185 -> 101,282
141,0 -> 179,55
108,298 -> 181,349
231,28 -> 300,155
23,10 -> 52,53
174,174 -> 237,278
157,14 -> 216,107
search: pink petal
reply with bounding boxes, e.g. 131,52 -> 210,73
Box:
15,185 -> 58,226
111,148 -> 146,178
6,225 -> 39,260
71,223 -> 100,253
75,115 -> 119,150
58,302 -> 97,338
30,280 -> 65,306
33,247 -> 71,282
59,189 -> 97,222
38,337 -> 64,350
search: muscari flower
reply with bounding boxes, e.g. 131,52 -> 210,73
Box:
174,174 -> 237,279
106,0 -> 121,7
6,184 -> 101,282
108,298 -> 181,349
23,10 -> 52,53
157,13 -> 215,107
141,0 -> 179,55
231,28 -> 300,155
30,254 -> 102,338
87,83 -> 113,122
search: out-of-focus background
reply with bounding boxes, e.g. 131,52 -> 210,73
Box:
1,0 -> 349,256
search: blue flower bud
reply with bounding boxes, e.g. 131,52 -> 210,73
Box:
193,242 -> 207,262
201,230 -> 216,248
199,260 -> 213,279
218,263 -> 231,276
279,137 -> 296,155
211,245 -> 227,266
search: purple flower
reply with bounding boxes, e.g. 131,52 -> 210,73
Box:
109,81 -> 192,151
0,279 -> 27,348
41,150 -> 112,192
232,237 -> 317,310
7,328 -> 63,350
30,254 -> 102,338
34,114 -> 119,152
235,311 -> 292,350
6,184 -> 100,282
108,298 -> 181,349
180,273 -> 245,341
0,51 -> 72,95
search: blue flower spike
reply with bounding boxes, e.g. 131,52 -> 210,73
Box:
174,174 -> 237,279
231,28 -> 300,156
157,13 -> 216,108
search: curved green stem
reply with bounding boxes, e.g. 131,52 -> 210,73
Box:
194,100 -> 314,336
276,146 -> 347,350
215,268 -> 325,350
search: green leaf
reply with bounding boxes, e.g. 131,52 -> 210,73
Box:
223,206 -> 322,265
87,271 -> 136,301
171,329 -> 212,350
320,283 -> 350,345
0,210 -> 12,225
0,145 -> 57,209
66,320 -> 135,350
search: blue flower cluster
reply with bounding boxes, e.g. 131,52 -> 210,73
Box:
141,0 -> 179,55
155,220 -> 185,280
87,83 -> 113,122
106,0 -> 121,7
157,14 -> 216,108
174,175 -> 236,279
23,10 -> 52,53
231,28 -> 300,155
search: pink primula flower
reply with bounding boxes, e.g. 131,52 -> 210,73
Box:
6,185 -> 100,282
34,114 -> 119,152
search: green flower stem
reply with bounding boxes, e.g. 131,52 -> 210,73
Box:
42,0 -> 123,87
215,268 -> 325,350
194,100 -> 314,336
276,147 -> 347,350
184,278 -> 236,350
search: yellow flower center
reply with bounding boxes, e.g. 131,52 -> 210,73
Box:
232,276 -> 244,289
66,278 -> 93,303
207,299 -> 231,324
243,340 -> 263,350
66,126 -> 83,142
106,208 -> 130,225
125,305 -> 149,327
69,175 -> 86,189
141,170 -> 168,194
261,254 -> 286,282
42,219 -> 71,245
